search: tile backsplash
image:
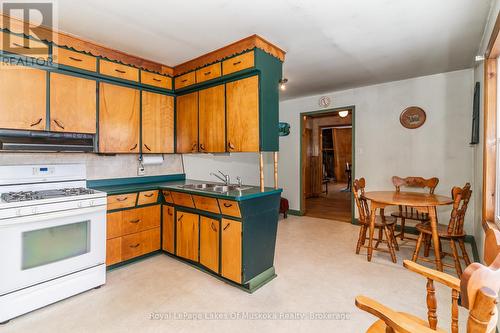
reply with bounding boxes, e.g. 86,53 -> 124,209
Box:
0,153 -> 184,180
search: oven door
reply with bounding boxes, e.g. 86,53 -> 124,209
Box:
0,205 -> 106,295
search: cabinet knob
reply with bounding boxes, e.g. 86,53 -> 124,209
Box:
211,222 -> 217,232
68,56 -> 83,62
129,243 -> 140,248
223,223 -> 231,231
199,143 -> 206,151
129,219 -> 141,224
227,142 -> 235,150
178,214 -> 184,222
144,144 -> 152,151
130,143 -> 138,151
115,68 -> 126,74
191,142 -> 198,151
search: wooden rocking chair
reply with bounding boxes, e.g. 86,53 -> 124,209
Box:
355,229 -> 500,332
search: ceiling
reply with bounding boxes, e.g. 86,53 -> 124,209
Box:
14,0 -> 494,99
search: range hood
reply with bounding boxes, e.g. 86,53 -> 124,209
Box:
0,130 -> 95,152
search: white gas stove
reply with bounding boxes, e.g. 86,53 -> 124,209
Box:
0,164 -> 107,324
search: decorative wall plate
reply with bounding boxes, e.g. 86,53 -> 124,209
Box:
278,122 -> 290,136
318,96 -> 331,108
400,107 -> 426,129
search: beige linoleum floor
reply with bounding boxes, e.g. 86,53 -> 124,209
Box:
3,215 -> 471,333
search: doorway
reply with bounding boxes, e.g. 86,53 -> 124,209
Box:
300,107 -> 354,222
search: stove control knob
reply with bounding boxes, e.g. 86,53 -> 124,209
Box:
77,202 -> 84,208
90,200 -> 95,207
31,207 -> 37,214
16,209 -> 22,216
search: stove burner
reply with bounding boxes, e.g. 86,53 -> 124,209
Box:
1,187 -> 95,203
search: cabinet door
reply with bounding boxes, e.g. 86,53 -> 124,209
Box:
221,218 -> 242,283
142,91 -> 174,153
199,85 -> 225,152
200,216 -> 219,273
50,72 -> 96,133
176,212 -> 199,262
106,237 -> 121,266
0,66 -> 46,131
99,82 -> 140,153
162,205 -> 175,254
176,92 -> 198,153
226,75 -> 259,152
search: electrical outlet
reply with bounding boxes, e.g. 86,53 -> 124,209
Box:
137,163 -> 145,176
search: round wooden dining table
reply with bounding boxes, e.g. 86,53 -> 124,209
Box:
363,191 -> 453,270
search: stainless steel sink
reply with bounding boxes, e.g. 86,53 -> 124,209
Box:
178,183 -> 251,193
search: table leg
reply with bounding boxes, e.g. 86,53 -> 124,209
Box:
428,206 -> 443,271
367,205 -> 377,262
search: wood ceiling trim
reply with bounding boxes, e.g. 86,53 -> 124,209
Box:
0,14 -> 174,76
173,34 -> 286,76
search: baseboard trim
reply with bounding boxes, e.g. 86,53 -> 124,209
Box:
287,209 -> 304,216
351,219 -> 480,262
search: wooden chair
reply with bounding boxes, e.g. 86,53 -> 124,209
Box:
412,183 -> 472,277
391,176 -> 439,241
354,178 -> 399,263
355,230 -> 500,333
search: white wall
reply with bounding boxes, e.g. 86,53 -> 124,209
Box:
279,69 -> 476,234
0,153 -> 183,180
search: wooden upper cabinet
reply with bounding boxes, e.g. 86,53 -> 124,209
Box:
226,75 -> 260,152
0,32 -> 49,61
221,218 -> 242,283
0,66 -> 46,131
52,46 -> 97,72
176,212 -> 199,262
99,82 -> 140,153
142,91 -> 174,153
222,51 -> 254,75
50,73 -> 96,133
176,92 -> 199,153
141,71 -> 172,90
99,60 -> 139,82
174,71 -> 196,89
199,85 -> 225,153
196,63 -> 221,84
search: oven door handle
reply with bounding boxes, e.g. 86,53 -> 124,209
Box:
0,206 -> 106,227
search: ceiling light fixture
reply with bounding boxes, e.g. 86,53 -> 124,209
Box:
338,110 -> 349,118
279,78 -> 288,91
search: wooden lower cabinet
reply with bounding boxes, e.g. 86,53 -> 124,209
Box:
106,204 -> 161,266
106,237 -> 122,266
162,205 -> 175,253
200,216 -> 220,273
121,228 -> 160,261
176,212 -> 199,262
221,218 -> 242,283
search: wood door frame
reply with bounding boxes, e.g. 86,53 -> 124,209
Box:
299,105 -> 355,223
483,11 -> 500,233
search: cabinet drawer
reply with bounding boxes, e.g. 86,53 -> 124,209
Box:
106,237 -> 122,266
171,191 -> 194,208
53,46 -> 96,72
121,228 -> 160,261
137,190 -> 159,206
218,199 -> 241,218
121,205 -> 160,236
0,31 -> 49,60
99,60 -> 139,82
162,190 -> 174,204
193,195 -> 221,214
196,63 -> 221,84
107,193 -> 138,210
174,71 -> 196,89
141,71 -> 172,90
222,51 -> 254,75
106,211 -> 122,239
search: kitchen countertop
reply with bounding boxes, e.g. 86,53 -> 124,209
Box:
88,175 -> 282,201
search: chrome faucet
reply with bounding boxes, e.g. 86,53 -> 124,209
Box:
210,170 -> 230,185
236,176 -> 242,187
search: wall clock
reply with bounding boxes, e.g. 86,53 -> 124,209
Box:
318,96 -> 331,108
400,106 -> 426,129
